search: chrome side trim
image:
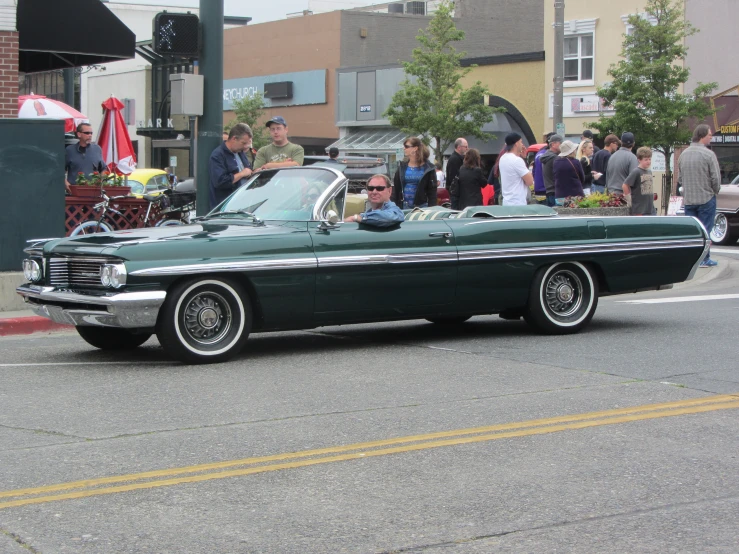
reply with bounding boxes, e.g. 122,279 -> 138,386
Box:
686,237 -> 711,281
318,251 -> 458,267
130,257 -> 318,277
16,286 -> 166,328
458,239 -> 704,262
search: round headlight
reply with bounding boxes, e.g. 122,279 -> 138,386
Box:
110,266 -> 121,288
101,265 -> 112,287
23,259 -> 41,282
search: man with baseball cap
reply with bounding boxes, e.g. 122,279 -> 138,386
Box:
253,115 -> 304,170
605,132 -> 638,195
540,134 -> 563,206
591,134 -> 621,193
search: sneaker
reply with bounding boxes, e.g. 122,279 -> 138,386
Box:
699,259 -> 718,268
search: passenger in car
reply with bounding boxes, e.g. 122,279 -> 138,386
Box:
344,174 -> 404,227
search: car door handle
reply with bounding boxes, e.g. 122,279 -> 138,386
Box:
429,232 -> 452,238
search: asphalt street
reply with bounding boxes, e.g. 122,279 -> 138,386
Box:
1,247 -> 738,553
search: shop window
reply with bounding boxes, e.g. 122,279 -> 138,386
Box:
713,146 -> 739,184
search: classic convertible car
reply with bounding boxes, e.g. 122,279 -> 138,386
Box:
18,166 -> 708,364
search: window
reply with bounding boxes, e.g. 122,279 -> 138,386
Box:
564,34 -> 594,84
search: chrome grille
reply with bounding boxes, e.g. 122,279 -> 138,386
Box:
49,257 -> 109,288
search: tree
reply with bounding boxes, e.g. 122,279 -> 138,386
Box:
226,92 -> 270,149
588,0 -> 717,210
384,1 -> 499,162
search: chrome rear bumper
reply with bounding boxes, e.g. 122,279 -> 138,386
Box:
17,285 -> 166,329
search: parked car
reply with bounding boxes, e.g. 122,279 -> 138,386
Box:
304,155 -> 388,192
712,184 -> 739,244
18,166 -> 707,365
678,184 -> 739,245
125,168 -> 171,197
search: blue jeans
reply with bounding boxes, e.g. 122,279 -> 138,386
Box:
684,196 -> 716,261
591,184 -> 605,194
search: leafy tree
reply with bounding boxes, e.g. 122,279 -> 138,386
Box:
588,0 -> 716,208
226,92 -> 270,150
384,1 -> 499,162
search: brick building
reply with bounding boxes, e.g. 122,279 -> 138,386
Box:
0,0 -> 18,119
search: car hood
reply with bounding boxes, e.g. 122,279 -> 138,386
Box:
44,221 -> 311,259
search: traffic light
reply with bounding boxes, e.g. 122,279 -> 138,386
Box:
153,12 -> 200,57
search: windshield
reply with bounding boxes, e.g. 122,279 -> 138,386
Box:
214,167 -> 341,220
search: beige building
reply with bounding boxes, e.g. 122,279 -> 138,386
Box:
543,0 -> 651,141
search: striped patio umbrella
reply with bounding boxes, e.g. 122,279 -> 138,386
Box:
97,95 -> 137,174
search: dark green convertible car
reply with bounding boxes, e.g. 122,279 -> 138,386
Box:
18,166 -> 708,364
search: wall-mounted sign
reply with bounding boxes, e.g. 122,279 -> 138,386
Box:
222,70 -> 326,111
136,118 -> 174,129
360,105 -> 372,113
549,93 -> 614,118
711,134 -> 739,144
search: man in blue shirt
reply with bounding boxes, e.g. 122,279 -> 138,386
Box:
64,123 -> 106,194
209,123 -> 254,209
344,174 -> 404,227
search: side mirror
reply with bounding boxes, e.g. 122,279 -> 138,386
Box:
317,210 -> 341,232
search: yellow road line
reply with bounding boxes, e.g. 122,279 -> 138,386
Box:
1,395 -> 737,510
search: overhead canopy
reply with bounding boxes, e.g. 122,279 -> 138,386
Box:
328,128 -> 407,154
443,113 -> 527,156
17,0 -> 136,73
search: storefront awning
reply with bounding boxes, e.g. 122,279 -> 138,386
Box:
443,113 -> 527,156
328,128 -> 408,154
17,0 -> 136,73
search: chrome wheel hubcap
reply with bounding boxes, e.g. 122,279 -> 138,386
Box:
183,292 -> 232,344
711,214 -> 728,242
545,270 -> 583,318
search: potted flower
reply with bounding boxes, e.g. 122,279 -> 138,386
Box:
555,192 -> 630,216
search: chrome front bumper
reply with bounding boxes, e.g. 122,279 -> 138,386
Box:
17,285 -> 166,329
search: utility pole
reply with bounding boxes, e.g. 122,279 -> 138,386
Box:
553,0 -> 565,136
195,0 -> 224,215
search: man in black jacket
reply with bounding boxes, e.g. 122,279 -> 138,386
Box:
540,134 -> 562,206
445,138 -> 468,208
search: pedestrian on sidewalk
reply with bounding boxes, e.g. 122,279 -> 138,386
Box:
678,124 -> 722,267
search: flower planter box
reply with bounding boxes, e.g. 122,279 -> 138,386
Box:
68,185 -> 103,198
554,207 -> 630,217
68,185 -> 131,199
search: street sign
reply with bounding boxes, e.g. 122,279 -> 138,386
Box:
170,156 -> 178,168
556,123 -> 565,137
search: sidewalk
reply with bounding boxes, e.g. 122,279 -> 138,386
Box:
1,257 -> 732,338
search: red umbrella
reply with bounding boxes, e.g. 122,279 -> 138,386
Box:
97,96 -> 137,175
17,93 -> 88,133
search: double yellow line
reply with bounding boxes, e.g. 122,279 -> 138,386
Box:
2,394 -> 737,510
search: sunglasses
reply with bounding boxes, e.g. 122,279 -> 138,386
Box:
403,144 -> 414,149
80,131 -> 93,135
366,185 -> 387,192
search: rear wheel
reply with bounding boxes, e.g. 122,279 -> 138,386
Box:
70,220 -> 113,236
156,277 -> 252,364
524,262 -> 598,334
76,327 -> 152,349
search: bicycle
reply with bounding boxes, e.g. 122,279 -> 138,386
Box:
70,189 -> 193,236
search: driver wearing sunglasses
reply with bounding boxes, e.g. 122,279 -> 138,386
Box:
344,174 -> 405,227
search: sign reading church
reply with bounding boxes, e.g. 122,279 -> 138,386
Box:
222,70 -> 327,111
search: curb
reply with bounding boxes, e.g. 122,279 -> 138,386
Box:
0,316 -> 72,337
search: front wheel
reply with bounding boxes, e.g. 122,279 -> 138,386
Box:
76,327 -> 152,349
710,213 -> 736,245
524,262 -> 598,334
156,277 -> 252,364
70,220 -> 113,236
